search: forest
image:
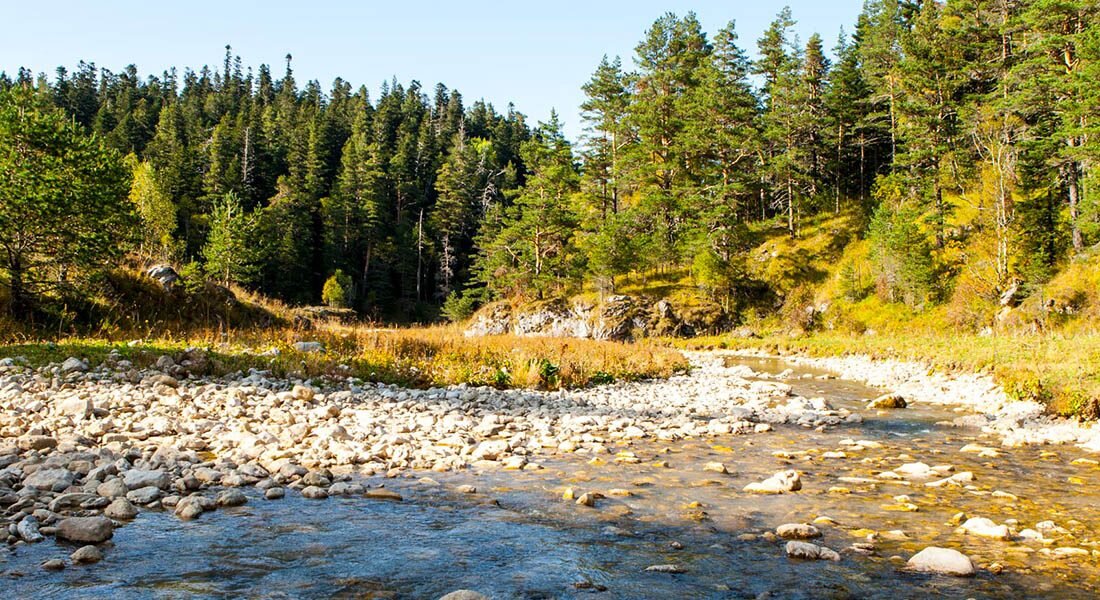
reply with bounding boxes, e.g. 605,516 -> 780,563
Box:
3,0 -> 1100,331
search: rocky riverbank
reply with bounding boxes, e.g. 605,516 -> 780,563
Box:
0,350 -> 853,569
3,347 -> 1099,595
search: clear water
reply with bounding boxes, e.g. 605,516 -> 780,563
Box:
3,357 -> 1097,599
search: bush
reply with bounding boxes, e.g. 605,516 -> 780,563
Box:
322,270 -> 354,308
441,289 -> 483,323
868,203 -> 938,307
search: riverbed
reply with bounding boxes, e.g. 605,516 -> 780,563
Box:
4,355 -> 1098,598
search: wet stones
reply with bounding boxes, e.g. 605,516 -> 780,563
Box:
215,489 -> 248,507
785,541 -> 840,561
957,517 -> 1010,540
906,547 -> 975,576
776,523 -> 822,540
56,516 -> 114,544
438,591 -> 490,600
744,470 -> 802,494
365,488 -> 403,501
644,564 -> 687,573
71,545 -> 104,564
16,516 -> 44,543
300,486 -> 329,500
264,487 -> 286,500
869,394 -> 907,409
703,461 -> 729,474
104,498 -> 139,520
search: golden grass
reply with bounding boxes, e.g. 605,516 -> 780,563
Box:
0,322 -> 688,391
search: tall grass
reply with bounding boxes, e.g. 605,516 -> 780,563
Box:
0,322 -> 688,390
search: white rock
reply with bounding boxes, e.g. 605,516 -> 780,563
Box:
907,547 -> 975,576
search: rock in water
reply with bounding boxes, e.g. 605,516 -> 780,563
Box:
104,498 -> 139,520
907,547 -> 976,576
438,591 -> 490,600
17,516 -> 44,543
868,393 -> 907,409
216,489 -> 248,507
785,541 -> 841,561
744,470 -> 802,494
264,487 -> 285,500
776,523 -> 822,539
56,516 -> 114,544
958,517 -> 1010,540
71,545 -> 104,564
41,559 -> 66,571
644,564 -> 686,573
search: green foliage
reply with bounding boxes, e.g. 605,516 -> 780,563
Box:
203,192 -> 258,286
0,87 -> 135,315
441,288 -> 484,323
321,269 -> 354,308
868,202 -> 937,307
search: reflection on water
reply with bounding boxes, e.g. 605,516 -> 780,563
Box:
3,358 -> 1097,599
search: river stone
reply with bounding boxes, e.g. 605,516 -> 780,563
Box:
126,486 -> 162,505
438,592 -> 489,600
61,357 -> 88,373
265,487 -> 285,500
785,541 -> 840,561
744,470 -> 801,494
18,435 -> 58,451
104,498 -> 139,519
17,516 -> 44,543
776,523 -> 822,539
216,489 -> 248,507
869,393 -> 907,409
42,559 -> 66,571
645,564 -> 686,573
71,545 -> 104,564
958,517 -> 1010,540
56,516 -> 113,543
96,478 -> 128,498
293,341 -> 325,353
907,547 -> 975,576
365,488 -> 403,501
301,486 -> 328,499
123,469 -> 171,490
24,468 -> 76,491
456,485 -> 477,494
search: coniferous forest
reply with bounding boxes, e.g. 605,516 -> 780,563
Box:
3,0 -> 1100,328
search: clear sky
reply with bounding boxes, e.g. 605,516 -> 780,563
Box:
3,0 -> 865,140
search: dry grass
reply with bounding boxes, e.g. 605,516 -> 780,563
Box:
0,322 -> 687,390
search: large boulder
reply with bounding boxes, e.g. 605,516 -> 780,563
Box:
56,516 -> 114,544
145,264 -> 180,291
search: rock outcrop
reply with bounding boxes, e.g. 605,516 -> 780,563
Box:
465,295 -> 722,341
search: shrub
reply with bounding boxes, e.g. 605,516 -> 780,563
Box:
322,270 -> 354,308
441,289 -> 483,323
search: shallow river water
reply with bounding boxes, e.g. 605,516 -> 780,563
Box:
4,357 -> 1099,598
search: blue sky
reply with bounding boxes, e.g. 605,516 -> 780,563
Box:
3,1 -> 865,140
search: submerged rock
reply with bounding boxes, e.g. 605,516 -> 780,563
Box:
744,470 -> 802,494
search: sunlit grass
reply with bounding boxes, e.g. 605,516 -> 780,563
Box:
0,322 -> 688,391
